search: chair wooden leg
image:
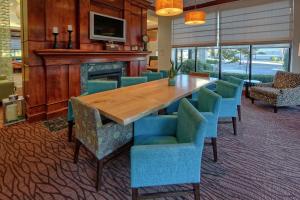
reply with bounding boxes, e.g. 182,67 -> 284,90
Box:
251,98 -> 255,104
211,138 -> 218,162
96,159 -> 104,191
274,106 -> 278,113
68,120 -> 74,142
73,139 -> 81,164
193,183 -> 200,200
132,188 -> 139,200
232,117 -> 237,136
237,105 -> 241,121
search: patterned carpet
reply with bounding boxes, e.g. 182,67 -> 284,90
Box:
0,98 -> 300,200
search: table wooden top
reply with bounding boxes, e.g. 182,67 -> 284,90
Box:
77,75 -> 215,125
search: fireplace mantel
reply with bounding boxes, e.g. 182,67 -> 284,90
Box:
35,49 -> 151,66
29,49 -> 150,121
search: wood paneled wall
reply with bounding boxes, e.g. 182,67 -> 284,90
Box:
22,0 -> 151,121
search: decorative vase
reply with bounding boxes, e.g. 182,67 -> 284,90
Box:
168,77 -> 176,86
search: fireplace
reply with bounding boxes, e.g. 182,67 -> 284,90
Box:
81,62 -> 126,94
88,68 -> 122,87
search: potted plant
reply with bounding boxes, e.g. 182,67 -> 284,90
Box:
168,59 -> 183,86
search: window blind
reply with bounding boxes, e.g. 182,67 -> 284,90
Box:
172,11 -> 218,47
220,0 -> 293,45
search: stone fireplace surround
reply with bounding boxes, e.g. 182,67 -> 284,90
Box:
81,62 -> 126,93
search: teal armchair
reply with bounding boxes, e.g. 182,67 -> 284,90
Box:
189,87 -> 221,161
131,98 -> 207,200
215,80 -> 240,135
67,80 -> 117,142
71,97 -> 132,191
227,76 -> 244,121
0,75 -> 15,101
141,71 -> 163,81
120,77 -> 147,87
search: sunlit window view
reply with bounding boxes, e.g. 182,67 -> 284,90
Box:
173,44 -> 290,83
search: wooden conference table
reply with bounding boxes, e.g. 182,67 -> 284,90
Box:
78,75 -> 215,125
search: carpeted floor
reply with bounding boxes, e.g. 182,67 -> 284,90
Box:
0,98 -> 300,200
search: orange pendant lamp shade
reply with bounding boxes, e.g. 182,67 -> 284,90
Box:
185,11 -> 206,25
156,0 -> 183,16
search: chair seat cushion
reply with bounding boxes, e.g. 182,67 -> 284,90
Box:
251,87 -> 280,98
134,136 -> 178,145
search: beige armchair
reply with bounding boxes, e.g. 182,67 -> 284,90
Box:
0,75 -> 15,101
250,71 -> 300,113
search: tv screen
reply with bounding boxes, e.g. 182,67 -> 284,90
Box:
90,12 -> 126,42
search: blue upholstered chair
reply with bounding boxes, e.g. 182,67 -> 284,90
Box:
159,70 -> 169,78
131,98 -> 207,200
87,80 -> 117,94
67,80 -> 117,142
226,76 -> 244,121
71,97 -> 132,191
120,77 -> 147,87
189,87 -> 221,162
141,71 -> 163,81
215,80 -> 240,135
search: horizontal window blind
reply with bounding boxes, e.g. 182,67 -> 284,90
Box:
220,0 -> 293,45
172,11 -> 217,47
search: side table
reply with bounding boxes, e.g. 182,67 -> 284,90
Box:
244,80 -> 261,98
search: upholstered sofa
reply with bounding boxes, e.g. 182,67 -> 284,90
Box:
0,75 -> 15,101
250,71 -> 300,113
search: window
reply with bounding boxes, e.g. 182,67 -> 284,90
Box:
172,11 -> 218,47
171,0 -> 292,82
173,43 -> 291,82
251,44 -> 290,82
196,47 -> 219,78
221,45 -> 250,80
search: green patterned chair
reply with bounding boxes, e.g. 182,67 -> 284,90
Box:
250,71 -> 300,113
67,80 -> 117,142
0,75 -> 15,101
71,97 -> 133,191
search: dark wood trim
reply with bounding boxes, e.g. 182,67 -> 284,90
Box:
237,105 -> 241,121
68,121 -> 74,142
96,159 -> 104,191
212,138 -> 218,162
193,183 -> 200,200
232,117 -> 237,135
73,139 -> 82,163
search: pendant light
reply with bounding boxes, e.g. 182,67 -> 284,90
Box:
156,0 -> 183,16
185,0 -> 206,25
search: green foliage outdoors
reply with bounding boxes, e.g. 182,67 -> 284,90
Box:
179,59 -> 275,83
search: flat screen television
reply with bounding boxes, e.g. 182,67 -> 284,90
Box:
90,11 -> 126,42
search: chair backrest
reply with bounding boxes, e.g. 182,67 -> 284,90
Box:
197,87 -> 221,115
189,72 -> 210,78
176,98 -> 207,146
227,76 -> 244,104
68,81 -> 116,122
216,80 -> 239,98
87,80 -> 117,94
159,70 -> 169,78
121,77 -> 147,87
71,97 -> 102,154
141,72 -> 163,81
273,71 -> 300,89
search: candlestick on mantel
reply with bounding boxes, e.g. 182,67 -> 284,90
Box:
67,25 -> 73,49
67,25 -> 73,31
53,27 -> 58,34
52,27 -> 59,49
